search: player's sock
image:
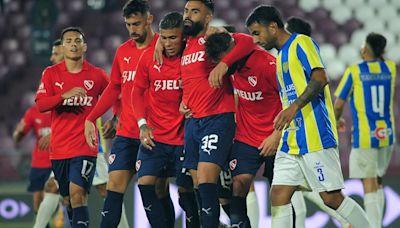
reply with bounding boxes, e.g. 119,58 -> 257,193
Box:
117,203 -> 129,228
160,195 -> 175,228
246,190 -> 259,228
198,183 -> 220,228
179,191 -> 200,228
100,190 -> 124,228
231,196 -> 250,228
66,205 -> 73,226
194,187 -> 202,223
72,206 -> 89,228
138,185 -> 166,227
377,188 -> 385,226
221,203 -> 230,217
365,192 -> 380,228
291,191 -> 306,228
271,203 -> 293,227
303,191 -> 350,227
33,192 -> 60,228
336,196 -> 371,227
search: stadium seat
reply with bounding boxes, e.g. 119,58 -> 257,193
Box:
354,5 -> 375,22
330,6 -> 353,24
338,44 -> 360,65
386,46 -> 400,62
377,5 -> 399,20
343,0 -> 365,8
319,43 -> 337,62
298,0 -> 320,12
363,19 -> 386,31
325,59 -> 346,80
321,0 -> 343,11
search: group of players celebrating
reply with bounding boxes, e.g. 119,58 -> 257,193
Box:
14,0 -> 396,227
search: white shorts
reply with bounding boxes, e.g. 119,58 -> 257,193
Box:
92,155 -> 109,186
349,145 -> 394,179
272,148 -> 345,192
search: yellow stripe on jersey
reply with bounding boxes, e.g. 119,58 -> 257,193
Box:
276,33 -> 338,155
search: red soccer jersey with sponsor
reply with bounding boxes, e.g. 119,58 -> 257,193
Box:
22,105 -> 52,168
181,33 -> 255,118
36,61 -> 109,160
109,35 -> 159,138
231,48 -> 281,148
133,48 -> 184,145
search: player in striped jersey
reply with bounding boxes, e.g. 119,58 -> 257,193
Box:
246,5 -> 371,228
334,33 -> 396,228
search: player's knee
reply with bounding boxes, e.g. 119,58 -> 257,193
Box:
45,178 -> 59,193
320,190 -> 344,209
270,185 -> 293,206
155,178 -> 169,198
69,188 -> 87,207
95,184 -> 107,198
106,178 -> 126,193
232,176 -> 252,197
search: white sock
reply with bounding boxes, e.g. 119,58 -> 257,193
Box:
271,204 -> 293,228
117,203 -> 130,228
246,191 -> 259,228
365,192 -> 380,228
336,196 -> 372,228
33,193 -> 60,228
377,188 -> 385,225
303,191 -> 350,227
291,191 -> 306,228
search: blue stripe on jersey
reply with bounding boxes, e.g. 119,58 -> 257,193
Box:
338,73 -> 353,100
379,62 -> 394,145
350,98 -> 359,148
98,130 -> 104,153
296,44 -> 312,80
281,131 -> 289,152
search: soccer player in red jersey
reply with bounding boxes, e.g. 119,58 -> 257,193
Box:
132,12 -> 198,228
176,1 -> 257,226
83,1 -> 161,227
35,27 -> 109,228
13,101 -> 52,215
205,32 -> 282,227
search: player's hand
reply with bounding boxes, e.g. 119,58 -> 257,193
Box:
179,101 -> 192,118
84,120 -> 97,148
103,117 -> 118,139
274,103 -> 299,131
258,130 -> 281,157
38,134 -> 51,151
337,117 -> 346,133
140,124 -> 155,150
153,37 -> 164,65
209,62 -> 228,88
61,87 -> 86,99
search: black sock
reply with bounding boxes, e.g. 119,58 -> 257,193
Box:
100,190 -> 124,228
179,191 -> 200,228
198,183 -> 220,228
138,185 -> 166,227
221,203 -> 230,217
160,195 -> 175,228
66,205 -> 73,226
230,196 -> 250,228
72,206 -> 89,228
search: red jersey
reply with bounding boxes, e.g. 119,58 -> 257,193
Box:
87,35 -> 159,139
133,49 -> 184,145
180,33 -> 256,118
36,60 -> 109,160
22,105 -> 52,168
231,48 -> 281,148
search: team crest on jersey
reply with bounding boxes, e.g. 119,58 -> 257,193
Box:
283,62 -> 289,73
248,76 -> 257,87
84,80 -> 94,90
136,160 -> 141,171
108,154 -> 116,165
198,37 -> 206,45
229,159 -> 237,171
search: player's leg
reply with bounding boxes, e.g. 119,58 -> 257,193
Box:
197,113 -> 235,228
246,183 -> 259,228
101,136 -> 139,228
69,156 -> 96,228
218,170 -> 233,227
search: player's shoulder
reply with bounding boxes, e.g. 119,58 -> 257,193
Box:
42,62 -> 63,77
115,39 -> 135,54
85,61 -> 106,73
384,59 -> 396,68
252,47 -> 276,61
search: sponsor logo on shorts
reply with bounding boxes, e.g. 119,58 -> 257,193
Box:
108,154 -> 116,165
136,160 -> 141,172
229,159 -> 237,171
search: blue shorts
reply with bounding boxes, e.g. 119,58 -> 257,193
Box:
137,141 -> 193,189
51,156 -> 97,197
108,136 -> 140,172
183,113 -> 235,170
218,169 -> 232,199
230,140 -> 275,182
27,167 -> 52,192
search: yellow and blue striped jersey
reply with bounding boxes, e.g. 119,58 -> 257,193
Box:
96,118 -> 107,154
276,33 -> 338,155
335,60 -> 396,149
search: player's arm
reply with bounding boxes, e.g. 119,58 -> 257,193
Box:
333,67 -> 353,131
258,129 -> 282,157
12,119 -> 26,144
209,33 -> 257,88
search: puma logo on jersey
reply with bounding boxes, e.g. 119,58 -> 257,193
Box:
122,71 -> 136,84
181,51 -> 205,66
154,80 -> 181,91
153,64 -> 162,72
62,96 -> 93,106
123,56 -> 131,64
235,89 -> 264,101
55,82 -> 64,89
